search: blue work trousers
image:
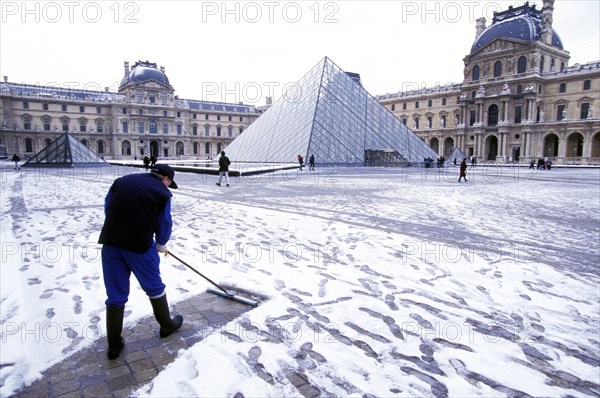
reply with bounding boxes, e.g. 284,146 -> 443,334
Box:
102,243 -> 166,307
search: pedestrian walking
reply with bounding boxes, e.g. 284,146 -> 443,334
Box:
11,153 -> 20,170
216,151 -> 231,186
458,158 -> 468,182
98,164 -> 182,360
309,154 -> 315,170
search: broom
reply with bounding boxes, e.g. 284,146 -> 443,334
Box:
166,251 -> 259,307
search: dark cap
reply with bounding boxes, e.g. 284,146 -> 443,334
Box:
151,164 -> 178,189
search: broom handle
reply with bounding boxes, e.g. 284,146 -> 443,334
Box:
166,251 -> 230,295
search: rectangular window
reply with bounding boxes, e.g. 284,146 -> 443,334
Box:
122,121 -> 128,133
150,121 -> 158,134
193,113 -> 197,119
559,83 -> 566,93
62,119 -> 69,131
96,120 -> 103,133
164,111 -> 168,117
216,126 -> 221,136
163,123 -> 168,134
205,114 -> 209,120
23,101 -> 29,109
80,120 -> 86,132
402,103 -> 407,110
122,107 -> 127,115
414,118 -> 419,129
228,126 -> 233,137
43,117 -> 51,131
80,105 -> 85,113
177,111 -> 181,117
415,101 -> 419,109
193,125 -> 198,135
441,115 -> 447,127
442,98 -> 447,106
138,121 -> 144,134
239,116 -> 243,122
391,104 -> 395,111
514,106 -> 522,124
43,103 -> 49,111
217,115 -> 221,121
205,126 -> 210,136
583,80 -> 591,90
228,116 -> 232,121
470,110 -> 476,126
23,117 -> 31,130
557,104 -> 566,121
162,95 -> 168,105
177,124 -> 182,134
580,103 -> 590,119
402,118 -> 407,125
427,116 -> 432,128
96,107 -> 101,114
62,104 -> 67,112
428,99 -> 432,107
149,95 -> 155,104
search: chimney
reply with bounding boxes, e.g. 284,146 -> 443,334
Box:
541,0 -> 555,45
124,61 -> 130,76
475,17 -> 486,38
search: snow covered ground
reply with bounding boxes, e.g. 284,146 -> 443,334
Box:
1,163 -> 599,397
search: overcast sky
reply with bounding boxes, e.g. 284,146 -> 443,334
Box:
1,0 -> 598,105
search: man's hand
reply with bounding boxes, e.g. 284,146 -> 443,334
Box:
157,243 -> 168,254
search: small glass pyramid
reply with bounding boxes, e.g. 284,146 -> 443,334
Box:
22,133 -> 109,168
225,57 -> 438,165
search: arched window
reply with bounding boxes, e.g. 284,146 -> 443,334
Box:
517,56 -> 527,74
494,61 -> 502,77
488,104 -> 499,126
472,65 -> 480,81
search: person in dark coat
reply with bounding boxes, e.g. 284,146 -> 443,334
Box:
309,154 -> 315,170
11,154 -> 20,170
216,151 -> 231,186
150,154 -> 157,168
98,164 -> 182,360
458,158 -> 468,182
143,155 -> 150,170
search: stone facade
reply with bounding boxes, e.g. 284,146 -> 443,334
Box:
0,61 -> 261,160
377,1 -> 600,165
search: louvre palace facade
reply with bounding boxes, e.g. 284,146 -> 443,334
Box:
378,0 -> 600,164
0,61 -> 261,160
1,0 -> 599,165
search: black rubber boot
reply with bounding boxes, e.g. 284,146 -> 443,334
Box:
106,305 -> 125,360
150,294 -> 183,338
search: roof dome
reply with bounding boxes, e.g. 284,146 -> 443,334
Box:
471,3 -> 563,54
119,61 -> 170,88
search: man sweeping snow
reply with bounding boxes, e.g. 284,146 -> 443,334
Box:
98,164 -> 183,359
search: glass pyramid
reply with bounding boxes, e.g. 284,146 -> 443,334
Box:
445,147 -> 467,165
22,133 -> 109,168
225,57 -> 438,165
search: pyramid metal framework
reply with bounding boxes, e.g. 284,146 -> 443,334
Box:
225,57 -> 438,165
445,147 -> 468,165
22,133 -> 109,168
